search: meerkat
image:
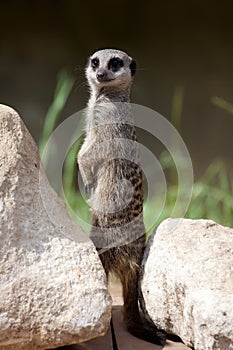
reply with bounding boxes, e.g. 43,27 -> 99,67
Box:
77,49 -> 166,345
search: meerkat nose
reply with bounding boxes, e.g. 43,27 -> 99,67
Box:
96,70 -> 107,82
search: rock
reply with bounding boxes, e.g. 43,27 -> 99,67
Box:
0,105 -> 112,349
140,218 -> 233,350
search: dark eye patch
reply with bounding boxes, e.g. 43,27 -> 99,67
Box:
129,59 -> 137,76
108,57 -> 124,72
91,57 -> 99,69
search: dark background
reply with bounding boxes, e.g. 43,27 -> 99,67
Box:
0,0 -> 232,177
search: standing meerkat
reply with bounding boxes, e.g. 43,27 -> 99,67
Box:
77,48 -> 166,345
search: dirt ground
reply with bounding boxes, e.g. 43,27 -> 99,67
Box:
57,278 -> 191,350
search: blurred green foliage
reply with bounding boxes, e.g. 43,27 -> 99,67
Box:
39,69 -> 75,161
39,71 -> 233,236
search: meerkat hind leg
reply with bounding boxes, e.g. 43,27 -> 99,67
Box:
118,264 -> 166,346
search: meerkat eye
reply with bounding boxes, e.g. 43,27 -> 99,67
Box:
108,57 -> 124,72
91,58 -> 99,69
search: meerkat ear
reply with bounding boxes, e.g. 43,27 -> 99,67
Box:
130,59 -> 137,76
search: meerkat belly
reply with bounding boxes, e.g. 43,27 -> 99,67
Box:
90,159 -> 142,220
89,158 -> 145,249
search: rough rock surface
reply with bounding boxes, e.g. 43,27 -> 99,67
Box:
140,218 -> 233,350
0,105 -> 112,349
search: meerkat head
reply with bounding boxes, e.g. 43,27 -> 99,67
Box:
86,48 -> 136,94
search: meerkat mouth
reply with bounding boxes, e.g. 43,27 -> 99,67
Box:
96,79 -> 116,86
97,78 -> 115,83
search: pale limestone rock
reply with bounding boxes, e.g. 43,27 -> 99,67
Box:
0,105 -> 112,349
141,218 -> 233,350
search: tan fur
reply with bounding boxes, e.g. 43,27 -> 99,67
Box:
77,49 -> 166,345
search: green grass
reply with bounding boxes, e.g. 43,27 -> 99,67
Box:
39,71 -> 233,235
211,96 -> 233,115
39,69 -> 75,164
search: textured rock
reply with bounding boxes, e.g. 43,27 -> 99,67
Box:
0,105 -> 112,349
140,218 -> 233,350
